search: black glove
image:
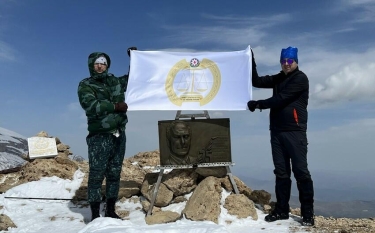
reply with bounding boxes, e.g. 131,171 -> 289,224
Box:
115,102 -> 128,112
247,100 -> 258,112
248,100 -> 265,112
127,47 -> 137,57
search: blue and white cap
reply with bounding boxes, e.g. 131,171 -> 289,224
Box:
280,46 -> 298,63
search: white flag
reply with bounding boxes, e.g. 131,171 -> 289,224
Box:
126,46 -> 252,110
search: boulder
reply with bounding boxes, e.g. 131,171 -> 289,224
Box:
220,175 -> 253,199
141,173 -> 173,207
145,211 -> 182,225
183,176 -> 222,223
248,189 -> 271,205
162,168 -> 198,196
0,214 -> 17,231
224,194 -> 258,220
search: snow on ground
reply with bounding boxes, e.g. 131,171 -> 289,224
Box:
0,170 -> 310,233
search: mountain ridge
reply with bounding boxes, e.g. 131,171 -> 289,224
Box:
239,175 -> 375,218
0,127 -> 28,173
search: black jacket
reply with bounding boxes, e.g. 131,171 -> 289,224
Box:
252,67 -> 309,131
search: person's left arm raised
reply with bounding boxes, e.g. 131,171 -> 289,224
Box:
119,46 -> 137,92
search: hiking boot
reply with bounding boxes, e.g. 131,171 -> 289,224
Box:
89,202 -> 101,221
302,216 -> 315,226
264,212 -> 289,222
105,198 -> 121,219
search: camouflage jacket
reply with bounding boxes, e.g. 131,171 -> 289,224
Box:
78,52 -> 129,134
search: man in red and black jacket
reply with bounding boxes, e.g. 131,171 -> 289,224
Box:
248,47 -> 314,226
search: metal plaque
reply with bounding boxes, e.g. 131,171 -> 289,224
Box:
158,118 -> 231,166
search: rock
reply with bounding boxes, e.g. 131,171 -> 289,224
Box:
55,137 -> 61,144
121,157 -> 148,188
248,189 -> 271,205
55,156 -> 78,169
220,176 -> 253,199
171,196 -> 187,204
117,180 -> 140,198
0,214 -> 17,231
263,204 -> 272,214
312,216 -> 375,233
290,207 -> 301,216
1,158 -> 78,193
57,143 -> 68,152
183,176 -> 222,223
141,173 -> 173,207
128,150 -> 160,170
162,169 -> 198,196
141,198 -> 161,214
36,131 -> 48,137
114,204 -> 130,219
145,210 -> 181,225
224,194 -> 258,220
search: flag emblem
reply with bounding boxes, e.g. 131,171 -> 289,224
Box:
190,58 -> 200,67
165,58 -> 221,106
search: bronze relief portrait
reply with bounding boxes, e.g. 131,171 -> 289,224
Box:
158,118 -> 232,166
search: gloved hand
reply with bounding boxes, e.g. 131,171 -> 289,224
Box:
127,47 -> 137,57
115,102 -> 128,112
247,100 -> 258,112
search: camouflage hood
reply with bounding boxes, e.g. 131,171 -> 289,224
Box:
88,52 -> 111,79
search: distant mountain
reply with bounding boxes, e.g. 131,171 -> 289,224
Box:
290,197 -> 375,218
238,174 -> 375,218
0,127 -> 28,173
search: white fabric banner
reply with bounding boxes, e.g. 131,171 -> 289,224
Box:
126,46 -> 252,110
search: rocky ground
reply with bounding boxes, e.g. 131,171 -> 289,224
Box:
290,207 -> 375,232
312,216 -> 375,233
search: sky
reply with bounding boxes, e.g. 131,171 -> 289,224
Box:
1,0 -> 375,201
0,170 -> 312,233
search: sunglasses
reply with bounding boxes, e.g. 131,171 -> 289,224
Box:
280,59 -> 294,65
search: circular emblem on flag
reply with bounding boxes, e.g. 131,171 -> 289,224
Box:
165,58 -> 221,107
190,58 -> 200,67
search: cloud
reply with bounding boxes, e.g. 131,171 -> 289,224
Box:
0,41 -> 15,61
200,13 -> 292,28
159,13 -> 292,48
308,117 -> 375,171
163,25 -> 265,48
63,102 -> 86,123
0,5 -> 16,62
339,0 -> 375,23
313,62 -> 375,102
67,102 -> 81,111
251,46 -> 281,67
347,0 -> 375,4
299,48 -> 375,105
249,46 -> 375,106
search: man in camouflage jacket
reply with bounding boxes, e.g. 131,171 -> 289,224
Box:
78,51 -> 131,221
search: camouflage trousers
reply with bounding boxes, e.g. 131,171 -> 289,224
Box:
86,131 -> 126,203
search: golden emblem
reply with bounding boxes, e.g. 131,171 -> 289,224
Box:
165,58 -> 221,106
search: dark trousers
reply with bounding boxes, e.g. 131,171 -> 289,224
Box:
86,131 -> 126,203
270,130 -> 314,216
